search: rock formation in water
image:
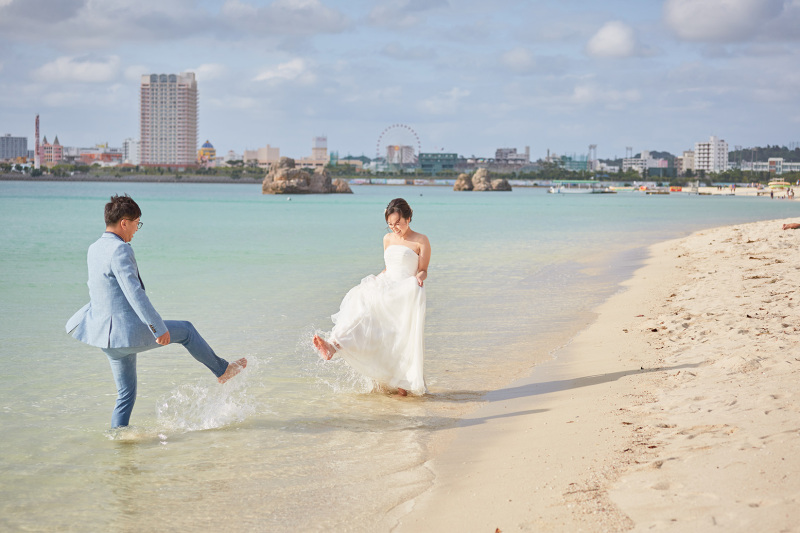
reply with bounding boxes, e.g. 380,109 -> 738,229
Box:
453,172 -> 473,191
262,157 -> 352,194
472,168 -> 493,191
453,168 -> 512,191
490,178 -> 512,191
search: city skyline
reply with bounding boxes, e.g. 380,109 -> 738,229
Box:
1,0 -> 799,161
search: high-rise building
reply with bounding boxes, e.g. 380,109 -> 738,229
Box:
386,145 -> 415,165
694,135 -> 728,174
0,134 -> 27,161
140,73 -> 198,166
122,138 -> 141,165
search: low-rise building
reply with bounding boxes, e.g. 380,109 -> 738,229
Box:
675,150 -> 695,176
595,162 -> 620,174
295,136 -> 329,170
223,150 -> 242,164
742,158 -> 800,175
41,136 -> 64,166
419,153 -> 457,174
494,147 -> 530,165
623,151 -> 667,176
198,140 -> 216,166
243,144 -> 281,168
77,144 -> 123,166
338,157 -> 364,171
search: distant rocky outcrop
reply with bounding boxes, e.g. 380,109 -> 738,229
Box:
453,168 -> 512,191
262,157 -> 352,194
472,168 -> 493,191
453,172 -> 473,191
490,178 -> 512,191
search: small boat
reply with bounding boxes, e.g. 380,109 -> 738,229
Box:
549,183 -> 615,194
768,180 -> 791,189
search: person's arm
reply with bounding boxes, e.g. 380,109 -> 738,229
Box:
415,235 -> 431,287
379,233 -> 390,274
111,244 -> 168,340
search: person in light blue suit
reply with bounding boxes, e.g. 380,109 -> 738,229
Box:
66,194 -> 247,428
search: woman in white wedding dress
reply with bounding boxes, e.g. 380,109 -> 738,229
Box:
313,198 -> 430,396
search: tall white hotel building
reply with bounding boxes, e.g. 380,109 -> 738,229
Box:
694,135 -> 728,174
140,72 -> 198,166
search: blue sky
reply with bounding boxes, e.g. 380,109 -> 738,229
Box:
1,0 -> 798,161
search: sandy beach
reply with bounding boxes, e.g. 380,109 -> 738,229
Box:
396,217 -> 800,532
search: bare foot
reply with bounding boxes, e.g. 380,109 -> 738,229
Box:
313,335 -> 337,361
397,387 -> 408,397
218,358 -> 247,384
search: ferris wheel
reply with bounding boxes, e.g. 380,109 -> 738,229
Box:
376,124 -> 422,167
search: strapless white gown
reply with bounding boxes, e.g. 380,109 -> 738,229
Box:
329,245 -> 427,394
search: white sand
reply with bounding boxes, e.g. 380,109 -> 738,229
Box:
395,218 -> 800,532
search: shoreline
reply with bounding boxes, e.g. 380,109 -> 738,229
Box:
0,174 -> 264,184
395,217 -> 800,531
2,175 -> 794,197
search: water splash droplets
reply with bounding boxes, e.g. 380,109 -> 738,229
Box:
155,372 -> 255,432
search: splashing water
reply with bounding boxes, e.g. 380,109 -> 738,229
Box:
298,328 -> 378,394
155,367 -> 255,432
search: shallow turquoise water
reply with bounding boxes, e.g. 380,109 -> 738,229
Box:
1,181 -> 798,531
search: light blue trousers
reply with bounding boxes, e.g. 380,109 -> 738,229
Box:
102,320 -> 229,428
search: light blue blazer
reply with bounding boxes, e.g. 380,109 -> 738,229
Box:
66,232 -> 167,348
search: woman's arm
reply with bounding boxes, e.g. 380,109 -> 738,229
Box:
415,235 -> 431,287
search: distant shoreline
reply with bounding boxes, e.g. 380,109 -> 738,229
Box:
0,173 -> 263,185
0,174 -> 459,186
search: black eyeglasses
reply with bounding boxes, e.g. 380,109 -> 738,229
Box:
136,221 -> 143,229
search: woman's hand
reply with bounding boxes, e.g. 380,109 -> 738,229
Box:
416,270 -> 427,287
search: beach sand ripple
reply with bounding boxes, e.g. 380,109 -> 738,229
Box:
398,218 -> 800,532
609,219 -> 800,531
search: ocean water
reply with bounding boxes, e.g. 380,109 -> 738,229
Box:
1,180 -> 798,531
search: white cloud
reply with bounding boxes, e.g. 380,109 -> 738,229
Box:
664,0 -> 784,42
586,21 -> 637,58
419,87 -> 470,115
254,58 -> 316,84
501,47 -> 537,73
207,96 -> 260,110
572,83 -> 641,108
220,0 -> 257,17
124,65 -> 149,82
32,55 -> 121,83
222,0 -> 349,35
192,63 -> 228,82
381,43 -> 435,61
40,83 -> 126,108
342,85 -> 404,106
369,0 -> 448,29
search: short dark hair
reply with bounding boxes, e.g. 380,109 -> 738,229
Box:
385,198 -> 413,222
105,194 -> 141,226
